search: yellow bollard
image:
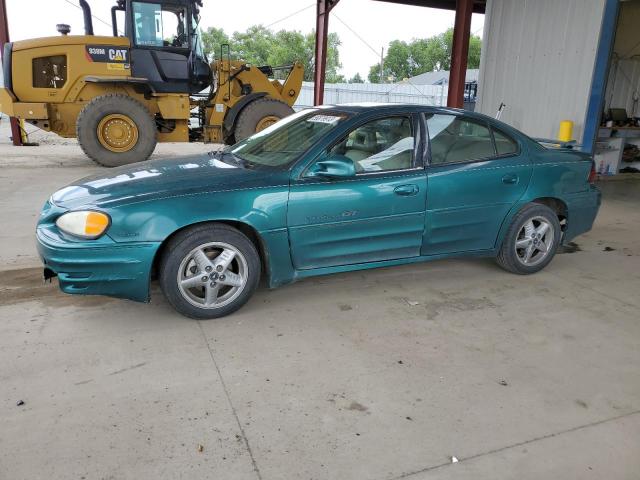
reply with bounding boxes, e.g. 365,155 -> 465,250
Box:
19,119 -> 28,144
557,120 -> 574,142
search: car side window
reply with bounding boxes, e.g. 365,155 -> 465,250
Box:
492,128 -> 519,156
328,116 -> 414,173
426,114 -> 495,165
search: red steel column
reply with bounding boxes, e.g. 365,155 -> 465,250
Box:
0,0 -> 22,145
314,0 -> 339,106
447,0 -> 473,108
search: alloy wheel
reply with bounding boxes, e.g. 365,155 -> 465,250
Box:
514,216 -> 555,267
177,242 -> 248,309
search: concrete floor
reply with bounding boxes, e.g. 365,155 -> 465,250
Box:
1,128 -> 639,479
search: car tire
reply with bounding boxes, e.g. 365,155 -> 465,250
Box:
232,97 -> 294,143
496,203 -> 561,274
159,223 -> 261,319
77,94 -> 157,167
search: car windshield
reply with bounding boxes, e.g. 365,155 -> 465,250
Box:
228,109 -> 350,168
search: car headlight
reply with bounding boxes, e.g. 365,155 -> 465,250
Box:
55,211 -> 111,239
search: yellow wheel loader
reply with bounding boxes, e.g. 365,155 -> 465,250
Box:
0,0 -> 303,166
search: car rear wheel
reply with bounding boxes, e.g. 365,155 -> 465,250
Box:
496,203 -> 561,274
159,224 -> 261,319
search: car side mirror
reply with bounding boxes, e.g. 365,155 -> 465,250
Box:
308,154 -> 356,179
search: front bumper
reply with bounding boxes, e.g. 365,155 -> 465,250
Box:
36,225 -> 161,303
563,185 -> 601,243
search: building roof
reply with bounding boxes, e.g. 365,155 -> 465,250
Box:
373,0 -> 486,14
401,69 -> 479,85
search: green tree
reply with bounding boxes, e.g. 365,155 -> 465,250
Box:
232,25 -> 274,65
368,64 -> 383,83
268,30 -> 342,82
369,28 -> 482,83
313,32 -> 343,83
349,72 -> 364,83
201,27 -> 230,60
269,30 -> 309,67
200,25 -> 343,83
467,35 -> 482,71
383,40 -> 411,80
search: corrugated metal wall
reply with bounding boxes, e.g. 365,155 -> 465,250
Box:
476,0 -> 606,142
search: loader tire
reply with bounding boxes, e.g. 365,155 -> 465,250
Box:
233,97 -> 294,143
77,94 -> 157,167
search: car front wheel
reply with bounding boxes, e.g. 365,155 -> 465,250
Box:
159,224 -> 261,319
496,203 -> 561,274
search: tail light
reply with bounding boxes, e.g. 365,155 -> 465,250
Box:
588,160 -> 597,184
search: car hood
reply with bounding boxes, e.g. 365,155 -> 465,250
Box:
50,154 -> 289,209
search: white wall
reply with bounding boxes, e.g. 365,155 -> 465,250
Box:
476,0 -> 606,142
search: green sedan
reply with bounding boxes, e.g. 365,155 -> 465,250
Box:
37,104 -> 601,318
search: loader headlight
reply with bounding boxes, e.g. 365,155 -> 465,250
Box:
56,211 -> 111,239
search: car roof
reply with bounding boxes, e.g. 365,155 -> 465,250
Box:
318,102 -> 470,116
317,102 -> 521,133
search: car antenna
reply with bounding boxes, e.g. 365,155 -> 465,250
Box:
496,102 -> 506,120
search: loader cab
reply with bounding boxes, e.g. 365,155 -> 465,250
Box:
113,0 -> 211,94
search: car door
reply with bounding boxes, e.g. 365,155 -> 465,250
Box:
287,114 -> 427,270
422,112 -> 532,255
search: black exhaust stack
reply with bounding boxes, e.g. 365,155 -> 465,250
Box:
79,0 -> 94,35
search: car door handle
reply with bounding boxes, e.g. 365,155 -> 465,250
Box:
502,173 -> 519,185
394,184 -> 419,196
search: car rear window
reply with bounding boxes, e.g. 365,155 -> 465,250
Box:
426,114 -> 495,165
493,128 -> 518,156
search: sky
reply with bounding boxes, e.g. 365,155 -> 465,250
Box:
4,0 -> 485,79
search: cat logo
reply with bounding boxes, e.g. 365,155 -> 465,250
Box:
85,45 -> 129,64
108,49 -> 127,62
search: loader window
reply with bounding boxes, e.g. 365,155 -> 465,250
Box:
191,11 -> 205,59
132,2 -> 189,49
32,55 -> 67,89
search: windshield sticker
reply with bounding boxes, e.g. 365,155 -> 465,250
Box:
307,114 -> 343,124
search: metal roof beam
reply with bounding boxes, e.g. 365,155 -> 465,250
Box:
447,0 -> 473,108
314,0 -> 341,105
373,0 -> 485,14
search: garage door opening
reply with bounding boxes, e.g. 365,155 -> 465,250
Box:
592,0 -> 640,175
